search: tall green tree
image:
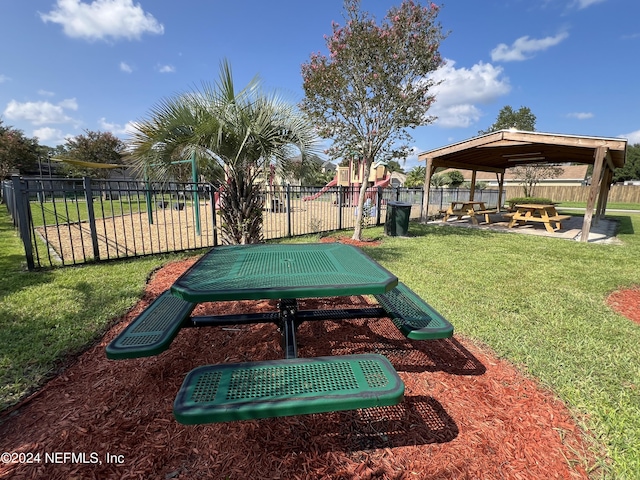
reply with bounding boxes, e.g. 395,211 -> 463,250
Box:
478,105 -> 536,135
479,105 -> 562,196
301,0 -> 446,239
446,169 -> 464,187
129,60 -> 318,245
0,120 -> 40,179
385,160 -> 405,174
57,130 -> 125,178
613,143 -> 640,182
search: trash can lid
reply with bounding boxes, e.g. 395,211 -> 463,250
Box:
387,201 -> 412,207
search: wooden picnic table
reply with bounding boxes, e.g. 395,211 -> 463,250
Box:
506,204 -> 571,233
106,243 -> 454,424
442,201 -> 496,225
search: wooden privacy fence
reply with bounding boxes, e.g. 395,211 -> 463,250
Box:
504,185 -> 640,204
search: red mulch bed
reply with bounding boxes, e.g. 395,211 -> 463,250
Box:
1,245 -> 604,479
606,287 -> 640,325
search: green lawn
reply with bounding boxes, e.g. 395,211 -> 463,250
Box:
0,209 -> 195,409
279,216 -> 640,478
557,200 -> 640,211
2,207 -> 640,478
29,197 -> 149,227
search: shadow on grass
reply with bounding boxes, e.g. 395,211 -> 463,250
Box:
0,255 -> 54,300
609,215 -> 634,235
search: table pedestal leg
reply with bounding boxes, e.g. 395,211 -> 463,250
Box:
278,299 -> 299,359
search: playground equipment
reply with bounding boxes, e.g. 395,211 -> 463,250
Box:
303,158 -> 390,203
264,163 -> 285,212
145,152 -> 202,235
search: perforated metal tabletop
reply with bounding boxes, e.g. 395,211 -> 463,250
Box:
171,243 -> 398,302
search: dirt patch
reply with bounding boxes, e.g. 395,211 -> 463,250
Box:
607,287 -> 640,325
35,206 -> 216,263
0,258 -> 598,479
33,200 -> 377,264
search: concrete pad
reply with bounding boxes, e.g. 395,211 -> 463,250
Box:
430,213 -> 620,244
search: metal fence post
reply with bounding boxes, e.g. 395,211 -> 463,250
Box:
337,185 -> 343,230
2,179 -> 17,225
11,175 -> 35,270
285,184 -> 292,237
209,184 -> 218,246
83,177 -> 100,261
376,186 -> 383,226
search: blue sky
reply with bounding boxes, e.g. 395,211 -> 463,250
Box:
1,0 -> 639,172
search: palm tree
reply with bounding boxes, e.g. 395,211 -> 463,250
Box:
404,166 -> 426,188
128,60 -> 318,244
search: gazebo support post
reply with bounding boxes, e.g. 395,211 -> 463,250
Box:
581,146 -> 607,242
497,171 -> 505,212
421,157 -> 435,222
469,170 -> 477,201
595,164 -> 613,221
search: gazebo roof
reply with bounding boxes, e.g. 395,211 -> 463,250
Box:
419,130 -> 627,172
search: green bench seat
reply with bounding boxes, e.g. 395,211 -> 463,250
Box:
173,354 -> 404,424
374,282 -> 454,340
106,291 -> 196,359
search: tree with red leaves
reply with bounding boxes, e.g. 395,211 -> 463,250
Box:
301,0 -> 446,239
0,120 -> 40,179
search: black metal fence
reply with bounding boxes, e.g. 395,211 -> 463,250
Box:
3,175 -> 499,270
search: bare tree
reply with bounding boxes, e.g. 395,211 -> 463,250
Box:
511,164 -> 564,197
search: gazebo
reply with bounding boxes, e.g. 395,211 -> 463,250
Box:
418,130 -> 627,242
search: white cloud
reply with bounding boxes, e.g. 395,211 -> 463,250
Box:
621,129 -> 640,145
98,117 -> 136,136
0,74 -> 10,83
40,0 -> 164,42
120,61 -> 133,73
574,0 -> 607,9
38,89 -> 55,97
491,32 -> 569,62
32,127 -> 67,144
58,98 -> 79,110
428,60 -> 511,128
567,112 -> 594,120
157,64 -> 175,73
3,98 -> 79,126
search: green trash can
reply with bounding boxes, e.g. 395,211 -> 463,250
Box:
385,201 -> 412,236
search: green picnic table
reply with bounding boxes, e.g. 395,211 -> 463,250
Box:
171,242 -> 399,302
106,243 -> 454,424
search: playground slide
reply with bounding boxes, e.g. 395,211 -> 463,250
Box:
303,174 -> 390,201
373,175 -> 391,189
302,176 -> 338,201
